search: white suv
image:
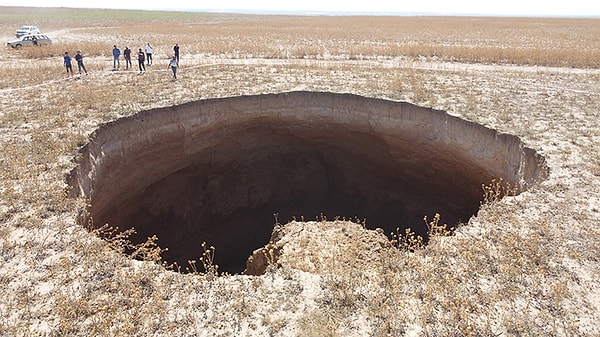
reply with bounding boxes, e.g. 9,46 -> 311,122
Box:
15,26 -> 40,38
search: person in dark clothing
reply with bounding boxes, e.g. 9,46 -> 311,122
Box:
124,46 -> 132,70
75,50 -> 88,75
137,48 -> 146,73
173,43 -> 180,65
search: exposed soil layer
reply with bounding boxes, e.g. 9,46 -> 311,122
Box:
68,91 -> 548,273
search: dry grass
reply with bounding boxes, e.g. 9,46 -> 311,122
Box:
1,6 -> 600,337
2,7 -> 600,66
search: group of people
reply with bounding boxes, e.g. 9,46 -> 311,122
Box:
112,42 -> 154,72
63,50 -> 88,76
63,42 -> 181,79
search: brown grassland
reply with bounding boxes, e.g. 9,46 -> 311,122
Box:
0,6 -> 599,336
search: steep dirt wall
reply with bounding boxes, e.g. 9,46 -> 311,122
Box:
68,91 -> 548,273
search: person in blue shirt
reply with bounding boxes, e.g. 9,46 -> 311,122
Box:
63,51 -> 73,76
112,45 -> 121,70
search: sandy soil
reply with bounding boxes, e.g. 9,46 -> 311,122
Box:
1,20 -> 599,336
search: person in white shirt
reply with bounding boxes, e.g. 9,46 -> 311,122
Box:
145,43 -> 153,66
167,55 -> 178,80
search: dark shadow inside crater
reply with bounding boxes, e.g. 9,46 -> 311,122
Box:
67,91 -> 548,274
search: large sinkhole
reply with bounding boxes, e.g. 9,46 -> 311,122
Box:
67,91 -> 548,274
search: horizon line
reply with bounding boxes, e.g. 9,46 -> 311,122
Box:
2,5 -> 600,18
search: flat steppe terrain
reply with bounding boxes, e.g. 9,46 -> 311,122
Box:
1,7 -> 599,336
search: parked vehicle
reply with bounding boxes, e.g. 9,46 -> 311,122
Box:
15,25 -> 40,38
7,34 -> 52,48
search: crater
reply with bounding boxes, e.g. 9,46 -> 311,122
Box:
67,91 -> 548,274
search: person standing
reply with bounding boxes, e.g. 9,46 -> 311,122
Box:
173,43 -> 180,65
63,51 -> 73,76
123,46 -> 132,70
137,48 -> 146,73
75,50 -> 88,75
145,42 -> 153,66
167,55 -> 178,80
112,45 -> 121,70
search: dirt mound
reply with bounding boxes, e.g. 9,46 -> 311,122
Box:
244,220 -> 393,275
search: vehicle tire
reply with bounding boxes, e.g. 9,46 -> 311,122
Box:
15,44 -> 22,49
